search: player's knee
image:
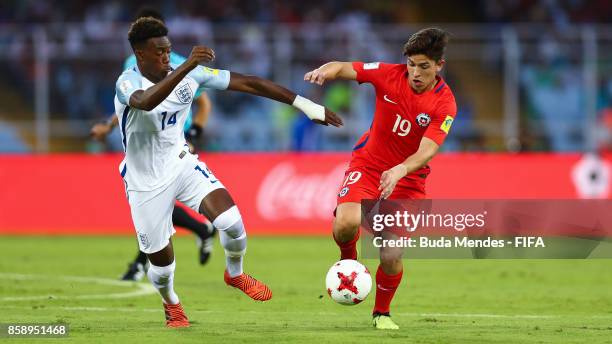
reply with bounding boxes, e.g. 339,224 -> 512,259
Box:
333,211 -> 360,240
212,205 -> 244,239
380,247 -> 403,266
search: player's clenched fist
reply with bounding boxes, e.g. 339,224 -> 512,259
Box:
304,68 -> 328,86
187,46 -> 215,67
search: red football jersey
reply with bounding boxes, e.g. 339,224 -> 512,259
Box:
349,61 -> 457,179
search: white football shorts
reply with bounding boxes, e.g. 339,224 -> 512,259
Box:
125,153 -> 224,254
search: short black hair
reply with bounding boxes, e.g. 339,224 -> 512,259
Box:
134,7 -> 165,22
127,17 -> 168,49
403,28 -> 450,62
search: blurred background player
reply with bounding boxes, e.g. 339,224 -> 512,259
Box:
90,8 -> 216,281
117,17 -> 342,327
305,28 -> 456,330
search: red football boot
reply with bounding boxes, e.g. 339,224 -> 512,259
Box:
224,270 -> 272,301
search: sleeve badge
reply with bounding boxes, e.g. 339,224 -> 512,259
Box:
202,66 -> 220,75
440,115 -> 454,134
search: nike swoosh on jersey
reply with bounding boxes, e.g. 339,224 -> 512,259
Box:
383,94 -> 398,105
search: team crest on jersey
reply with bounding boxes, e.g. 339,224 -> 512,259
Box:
339,187 -> 350,197
119,79 -> 133,95
416,113 -> 431,127
175,83 -> 193,104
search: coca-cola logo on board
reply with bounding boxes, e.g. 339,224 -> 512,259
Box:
257,162 -> 347,220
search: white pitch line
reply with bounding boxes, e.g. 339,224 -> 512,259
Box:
2,273 -> 610,320
396,312 -> 559,319
0,273 -> 156,301
2,304 -> 611,320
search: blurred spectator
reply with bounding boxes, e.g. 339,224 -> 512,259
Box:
1,0 -> 611,152
520,34 -> 585,152
0,122 -> 30,152
596,79 -> 612,152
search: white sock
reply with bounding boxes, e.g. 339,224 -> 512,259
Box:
213,206 -> 247,278
147,261 -> 179,305
220,231 -> 246,277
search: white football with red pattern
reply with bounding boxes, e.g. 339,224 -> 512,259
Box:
325,259 -> 372,305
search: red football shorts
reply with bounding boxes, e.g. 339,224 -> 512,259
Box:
336,164 -> 426,206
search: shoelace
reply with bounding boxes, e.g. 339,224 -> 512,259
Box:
229,274 -> 272,300
231,274 -> 255,289
164,304 -> 187,321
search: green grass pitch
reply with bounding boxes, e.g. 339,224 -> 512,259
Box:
0,235 -> 611,343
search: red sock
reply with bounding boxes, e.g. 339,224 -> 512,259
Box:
373,265 -> 403,315
333,230 -> 360,260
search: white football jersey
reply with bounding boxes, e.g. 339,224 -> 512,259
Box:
114,64 -> 230,191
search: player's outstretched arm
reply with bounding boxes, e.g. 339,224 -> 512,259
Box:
90,115 -> 119,141
130,46 -> 215,111
379,137 -> 440,199
304,61 -> 357,85
227,72 -> 343,127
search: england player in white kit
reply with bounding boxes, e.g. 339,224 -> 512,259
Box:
115,62 -> 223,256
115,17 -> 343,327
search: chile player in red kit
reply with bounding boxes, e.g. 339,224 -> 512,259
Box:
305,28 -> 456,330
